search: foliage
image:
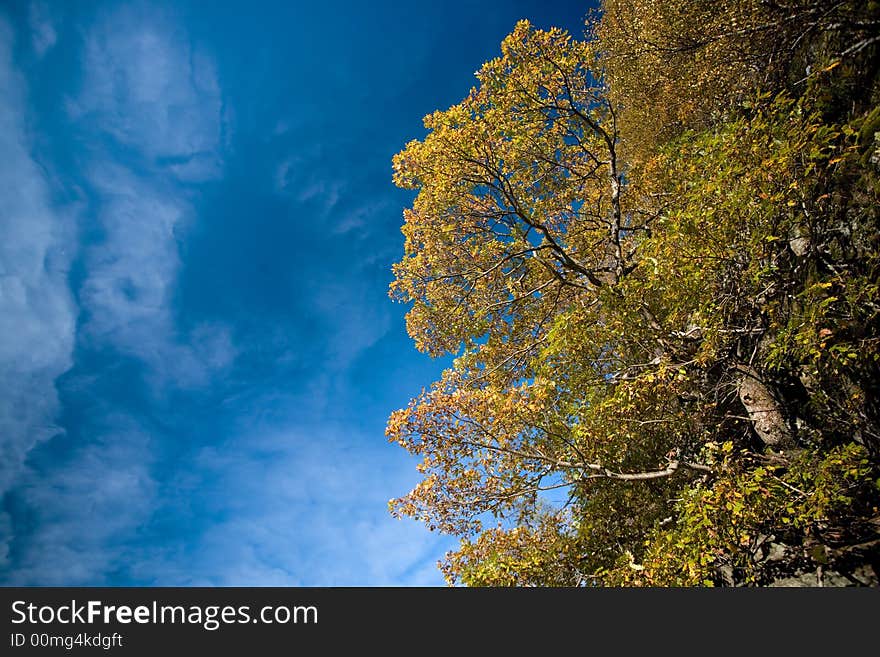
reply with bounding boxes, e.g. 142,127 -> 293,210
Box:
596,0 -> 880,165
387,5 -> 880,586
606,443 -> 877,586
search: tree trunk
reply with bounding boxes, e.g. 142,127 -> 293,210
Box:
737,365 -> 794,448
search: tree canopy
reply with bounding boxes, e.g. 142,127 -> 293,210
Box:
388,2 -> 880,586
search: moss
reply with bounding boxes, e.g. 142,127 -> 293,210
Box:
858,105 -> 880,145
857,105 -> 880,167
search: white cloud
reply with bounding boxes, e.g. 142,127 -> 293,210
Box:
333,198 -> 390,235
274,157 -> 296,192
28,2 -> 57,57
70,4 -> 224,181
0,16 -> 76,521
72,5 -> 235,388
2,415 -> 157,585
80,165 -> 182,339
312,281 -> 391,369
79,164 -> 235,387
1,5 -> 237,582
137,427 -> 450,585
273,151 -> 345,215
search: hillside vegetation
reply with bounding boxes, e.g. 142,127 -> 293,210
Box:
388,0 -> 880,586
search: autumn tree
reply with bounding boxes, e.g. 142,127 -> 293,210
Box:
597,0 -> 880,165
388,18 -> 666,536
388,9 -> 880,586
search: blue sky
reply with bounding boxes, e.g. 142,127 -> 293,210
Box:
0,0 -> 589,586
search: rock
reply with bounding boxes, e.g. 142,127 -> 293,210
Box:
769,570 -> 856,587
718,564 -> 735,586
765,542 -> 787,562
769,573 -> 818,587
821,570 -> 854,587
848,564 -> 879,586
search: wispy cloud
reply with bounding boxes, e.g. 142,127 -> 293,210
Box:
80,164 -> 235,387
311,281 -> 391,368
72,3 -> 235,388
0,16 -> 76,564
1,0 -> 456,587
69,3 -> 224,181
8,422 -> 447,586
3,3 -> 235,581
27,1 -> 57,58
131,427 -> 448,586
274,150 -> 345,216
333,198 -> 391,236
3,414 -> 157,585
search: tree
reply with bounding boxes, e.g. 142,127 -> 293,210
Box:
388,18 -> 665,536
596,0 -> 880,166
388,9 -> 880,586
